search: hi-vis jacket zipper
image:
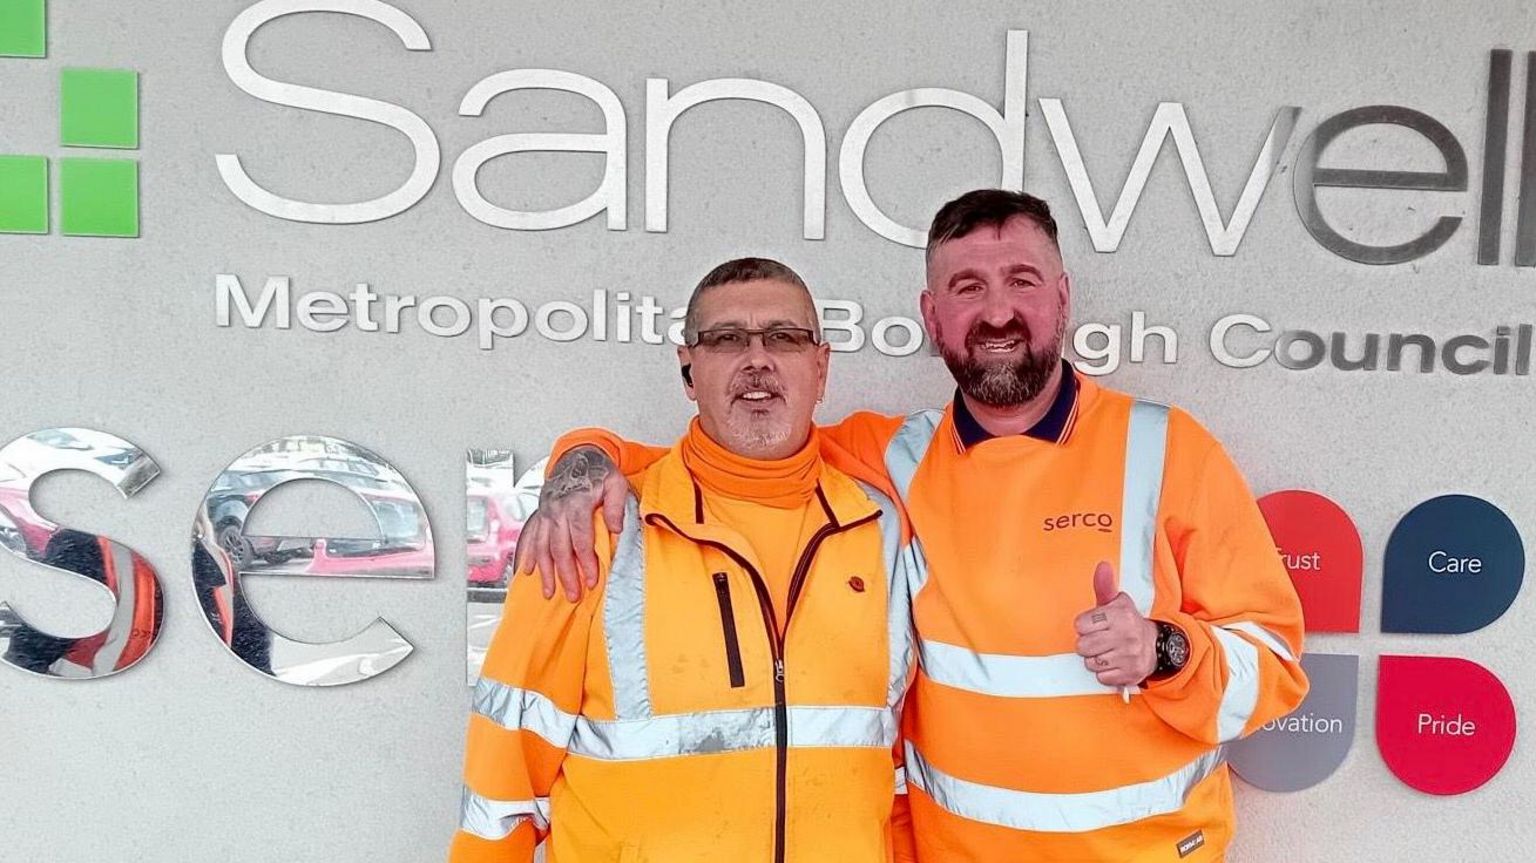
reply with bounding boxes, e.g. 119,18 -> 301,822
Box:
647,490 -> 879,863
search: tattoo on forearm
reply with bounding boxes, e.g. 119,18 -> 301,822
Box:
542,447 -> 613,503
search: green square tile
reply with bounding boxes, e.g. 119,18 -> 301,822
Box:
0,155 -> 48,233
61,68 -> 138,149
0,0 -> 46,58
60,158 -> 138,237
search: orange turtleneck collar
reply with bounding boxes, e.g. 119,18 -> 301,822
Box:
680,418 -> 822,509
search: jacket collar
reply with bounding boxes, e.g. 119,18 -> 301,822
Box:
640,437 -> 880,533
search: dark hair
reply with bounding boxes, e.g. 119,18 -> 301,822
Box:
683,257 -> 811,343
926,189 -> 1059,261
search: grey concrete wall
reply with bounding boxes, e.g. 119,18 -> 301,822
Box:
2,1 -> 1532,860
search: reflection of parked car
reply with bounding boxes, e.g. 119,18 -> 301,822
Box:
467,492 -> 522,587
205,468 -> 313,570
10,429 -> 159,492
305,488 -> 434,578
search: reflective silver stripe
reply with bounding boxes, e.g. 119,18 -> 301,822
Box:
884,409 -> 943,506
894,765 -> 909,795
1119,401 -> 1169,616
569,705 -> 895,761
459,787 -> 551,839
856,480 -> 920,710
905,742 -> 1226,833
602,495 -> 651,719
1211,626 -> 1262,742
1223,620 -> 1296,663
472,678 -> 577,746
920,639 -> 1112,698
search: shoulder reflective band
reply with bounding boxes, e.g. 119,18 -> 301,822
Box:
568,704 -> 896,761
1119,400 -> 1169,617
473,678 -> 578,745
602,495 -> 651,719
885,409 -> 944,504
459,787 -> 551,839
856,479 -> 922,710
904,741 -> 1227,833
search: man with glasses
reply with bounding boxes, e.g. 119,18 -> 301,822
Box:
449,258 -> 918,863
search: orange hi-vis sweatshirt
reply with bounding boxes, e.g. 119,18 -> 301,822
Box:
450,423 -> 920,863
549,368 -> 1308,862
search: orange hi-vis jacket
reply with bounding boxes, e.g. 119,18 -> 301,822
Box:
553,370 -> 1308,862
449,437 -> 920,863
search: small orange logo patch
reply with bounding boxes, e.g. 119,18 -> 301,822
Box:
848,576 -> 866,593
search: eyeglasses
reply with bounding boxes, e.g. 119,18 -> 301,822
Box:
689,326 -> 821,353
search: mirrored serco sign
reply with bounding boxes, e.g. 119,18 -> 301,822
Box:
0,428 -> 164,679
193,435 -> 434,686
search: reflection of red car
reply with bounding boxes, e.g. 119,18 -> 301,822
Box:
304,489 -> 435,578
467,492 -> 522,587
0,480 -> 56,557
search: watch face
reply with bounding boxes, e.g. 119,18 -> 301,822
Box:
1165,629 -> 1191,667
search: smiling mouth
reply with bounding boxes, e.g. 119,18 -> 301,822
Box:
974,338 -> 1023,354
735,390 -> 781,404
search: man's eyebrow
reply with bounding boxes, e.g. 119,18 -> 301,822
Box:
698,317 -> 807,330
946,268 -> 985,290
1005,263 -> 1045,279
946,264 -> 1045,289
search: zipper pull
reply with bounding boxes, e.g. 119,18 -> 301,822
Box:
774,658 -> 785,682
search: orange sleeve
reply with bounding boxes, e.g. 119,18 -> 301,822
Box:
548,414 -> 907,499
816,411 -> 905,501
449,515 -> 611,862
1140,423 -> 1309,746
548,428 -> 665,480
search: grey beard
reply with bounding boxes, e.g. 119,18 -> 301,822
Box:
942,344 -> 1060,407
724,414 -> 793,453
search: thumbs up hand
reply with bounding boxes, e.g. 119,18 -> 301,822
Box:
1074,561 -> 1159,688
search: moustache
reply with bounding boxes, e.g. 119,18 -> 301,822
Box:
730,373 -> 785,397
964,319 -> 1034,349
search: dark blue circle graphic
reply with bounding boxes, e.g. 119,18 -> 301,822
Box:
1381,494 -> 1524,634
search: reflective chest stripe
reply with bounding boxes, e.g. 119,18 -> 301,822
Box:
602,495 -> 652,720
904,741 -> 1228,833
917,641 -> 1107,698
474,678 -> 899,761
571,704 -> 897,760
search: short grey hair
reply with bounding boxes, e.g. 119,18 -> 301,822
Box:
682,257 -> 812,343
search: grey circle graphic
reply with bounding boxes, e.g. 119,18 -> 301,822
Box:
1229,653 -> 1359,792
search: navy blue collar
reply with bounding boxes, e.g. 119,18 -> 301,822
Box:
952,360 -> 1078,449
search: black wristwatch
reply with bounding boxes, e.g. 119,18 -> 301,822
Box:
1147,620 -> 1190,682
